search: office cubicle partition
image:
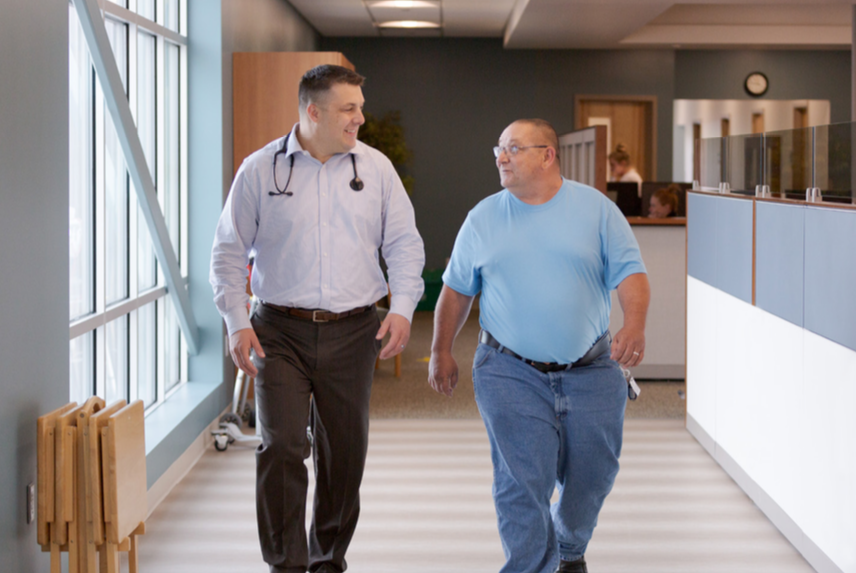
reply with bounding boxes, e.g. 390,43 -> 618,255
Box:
688,121 -> 856,573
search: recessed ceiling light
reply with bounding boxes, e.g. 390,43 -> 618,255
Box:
370,1 -> 439,8
377,20 -> 441,29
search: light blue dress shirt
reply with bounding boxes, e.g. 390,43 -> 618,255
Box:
210,125 -> 425,336
443,179 -> 646,364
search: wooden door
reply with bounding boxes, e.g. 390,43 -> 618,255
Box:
232,52 -> 355,176
575,96 -> 656,180
752,112 -> 765,134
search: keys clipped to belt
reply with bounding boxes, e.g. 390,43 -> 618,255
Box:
622,368 -> 641,401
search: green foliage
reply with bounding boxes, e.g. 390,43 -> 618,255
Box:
358,111 -> 415,195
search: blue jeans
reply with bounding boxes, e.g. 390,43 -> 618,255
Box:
472,342 -> 627,573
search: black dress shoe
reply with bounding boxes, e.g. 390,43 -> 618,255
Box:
556,556 -> 587,573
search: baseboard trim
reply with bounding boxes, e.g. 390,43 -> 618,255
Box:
686,414 -> 843,573
631,364 -> 685,380
146,409 -> 225,518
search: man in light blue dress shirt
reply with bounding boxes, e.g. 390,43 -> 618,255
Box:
429,119 -> 649,573
210,65 -> 425,573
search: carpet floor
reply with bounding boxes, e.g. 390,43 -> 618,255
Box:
370,311 -> 686,420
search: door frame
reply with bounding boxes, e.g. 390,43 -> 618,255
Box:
574,94 -> 658,181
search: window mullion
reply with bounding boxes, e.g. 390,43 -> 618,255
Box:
128,19 -> 139,302
179,42 -> 188,277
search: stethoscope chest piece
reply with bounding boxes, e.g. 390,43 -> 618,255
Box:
350,177 -> 364,191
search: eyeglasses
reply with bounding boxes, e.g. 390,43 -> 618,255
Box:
493,145 -> 548,158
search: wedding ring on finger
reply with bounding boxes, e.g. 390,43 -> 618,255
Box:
632,351 -> 640,356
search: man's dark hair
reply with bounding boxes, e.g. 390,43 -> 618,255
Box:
517,118 -> 559,152
298,65 -> 365,112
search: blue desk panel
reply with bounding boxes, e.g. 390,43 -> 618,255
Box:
687,193 -> 718,287
714,196 -> 754,304
755,202 -> 805,327
805,207 -> 856,352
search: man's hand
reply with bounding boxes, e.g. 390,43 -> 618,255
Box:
376,312 -> 411,360
229,328 -> 265,378
428,351 -> 458,397
610,325 -> 645,368
612,272 -> 650,368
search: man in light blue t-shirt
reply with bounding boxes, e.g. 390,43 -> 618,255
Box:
429,119 -> 649,573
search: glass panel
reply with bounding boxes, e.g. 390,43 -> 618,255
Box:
104,316 -> 129,404
163,0 -> 179,32
69,6 -> 94,321
163,296 -> 181,393
698,137 -> 721,191
70,332 -> 94,403
764,127 -> 813,200
106,0 -> 127,6
103,19 -> 129,305
137,0 -> 154,20
815,122 -> 855,204
136,303 -> 157,406
163,42 -> 181,260
723,133 -> 762,196
137,32 -> 157,290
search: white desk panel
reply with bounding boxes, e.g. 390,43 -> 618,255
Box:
686,276 -> 718,439
800,331 -> 856,573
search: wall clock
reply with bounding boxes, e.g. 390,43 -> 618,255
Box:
744,72 -> 768,97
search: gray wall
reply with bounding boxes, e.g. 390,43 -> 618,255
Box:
675,50 -> 851,124
0,0 -> 68,569
320,38 -> 676,268
319,39 -> 851,268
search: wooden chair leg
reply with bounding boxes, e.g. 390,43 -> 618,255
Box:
375,356 -> 380,370
51,543 -> 61,573
128,534 -> 139,573
103,543 -> 119,573
394,354 -> 401,377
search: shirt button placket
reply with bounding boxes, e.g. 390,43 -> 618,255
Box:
319,166 -> 331,310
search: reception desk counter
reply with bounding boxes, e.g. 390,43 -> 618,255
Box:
610,217 -> 686,379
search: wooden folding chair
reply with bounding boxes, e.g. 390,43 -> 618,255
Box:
38,402 -> 78,573
100,400 -> 147,573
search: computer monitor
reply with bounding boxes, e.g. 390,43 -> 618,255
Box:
607,182 -> 641,217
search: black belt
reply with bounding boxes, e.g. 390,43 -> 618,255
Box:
262,302 -> 373,323
478,330 -> 610,373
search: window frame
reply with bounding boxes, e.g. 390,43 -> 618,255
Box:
68,0 -> 188,411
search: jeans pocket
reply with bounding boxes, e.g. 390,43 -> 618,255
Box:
472,343 -> 493,370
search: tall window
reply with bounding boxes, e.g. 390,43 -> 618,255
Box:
69,0 -> 188,409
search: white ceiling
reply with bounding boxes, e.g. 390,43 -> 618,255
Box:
285,0 -> 855,49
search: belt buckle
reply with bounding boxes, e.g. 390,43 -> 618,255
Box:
312,310 -> 329,323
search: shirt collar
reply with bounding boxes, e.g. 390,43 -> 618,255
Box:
284,123 -> 365,160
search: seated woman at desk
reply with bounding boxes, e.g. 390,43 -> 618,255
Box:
609,143 -> 643,196
648,184 -> 680,218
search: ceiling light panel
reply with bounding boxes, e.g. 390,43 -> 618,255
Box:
369,1 -> 439,8
368,2 -> 441,29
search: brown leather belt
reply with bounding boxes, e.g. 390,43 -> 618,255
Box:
262,302 -> 373,323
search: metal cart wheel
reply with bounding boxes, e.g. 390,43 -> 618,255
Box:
214,434 -> 229,452
220,412 -> 242,427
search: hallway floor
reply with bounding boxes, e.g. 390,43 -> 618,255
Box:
138,419 -> 813,572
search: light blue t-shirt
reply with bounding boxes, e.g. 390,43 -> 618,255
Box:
443,178 -> 646,364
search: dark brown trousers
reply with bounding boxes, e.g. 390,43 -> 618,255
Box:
251,303 -> 381,573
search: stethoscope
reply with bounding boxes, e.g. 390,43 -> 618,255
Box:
269,133 -> 364,197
